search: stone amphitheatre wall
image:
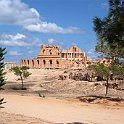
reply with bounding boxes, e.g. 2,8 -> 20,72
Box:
20,45 -> 92,69
21,58 -> 73,69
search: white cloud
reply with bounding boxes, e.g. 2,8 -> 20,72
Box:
30,8 -> 40,18
25,23 -> 83,34
48,38 -> 55,43
32,38 -> 40,43
0,33 -> 29,46
87,49 -> 94,55
47,38 -> 64,49
0,0 -> 83,34
0,0 -> 40,25
4,33 -> 26,40
87,48 -> 99,60
0,40 -> 29,46
12,33 -> 26,40
9,51 -> 22,56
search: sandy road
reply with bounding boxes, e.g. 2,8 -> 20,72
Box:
1,93 -> 124,124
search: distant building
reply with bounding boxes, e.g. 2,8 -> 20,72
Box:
20,45 -> 92,69
4,62 -> 16,69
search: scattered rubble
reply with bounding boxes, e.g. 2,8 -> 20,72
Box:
77,95 -> 124,104
58,74 -> 68,80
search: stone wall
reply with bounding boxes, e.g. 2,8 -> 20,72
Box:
20,45 -> 92,69
21,58 -> 73,69
4,62 -> 16,69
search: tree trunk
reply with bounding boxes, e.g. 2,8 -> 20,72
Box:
105,77 -> 109,97
20,76 -> 24,90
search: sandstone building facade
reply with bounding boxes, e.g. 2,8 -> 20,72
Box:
20,45 -> 91,69
4,62 -> 16,70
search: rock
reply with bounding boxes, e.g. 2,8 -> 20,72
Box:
58,75 -> 67,80
69,72 -> 91,81
77,96 -> 96,103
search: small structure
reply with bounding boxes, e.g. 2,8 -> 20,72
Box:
4,62 -> 16,69
20,45 -> 92,69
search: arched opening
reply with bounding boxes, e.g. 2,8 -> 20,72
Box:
56,60 -> 59,65
49,50 -> 52,55
43,49 -> 45,54
87,62 -> 91,65
61,53 -> 64,58
43,60 -> 46,65
56,60 -> 59,68
73,47 -> 76,52
37,60 -> 39,65
50,60 -> 52,65
27,60 -> 29,65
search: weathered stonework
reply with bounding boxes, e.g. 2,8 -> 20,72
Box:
20,45 -> 92,69
4,62 -> 16,69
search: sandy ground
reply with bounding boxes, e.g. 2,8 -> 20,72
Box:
0,69 -> 124,124
0,111 -> 52,124
4,69 -> 124,98
0,93 -> 124,124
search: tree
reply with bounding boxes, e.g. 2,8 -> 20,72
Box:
92,0 -> 124,96
89,62 -> 124,96
89,63 -> 111,96
0,47 -> 6,108
110,61 -> 124,80
93,0 -> 124,59
11,66 -> 31,90
0,48 -> 6,89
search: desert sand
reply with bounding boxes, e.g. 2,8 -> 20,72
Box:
0,69 -> 124,124
1,93 -> 124,124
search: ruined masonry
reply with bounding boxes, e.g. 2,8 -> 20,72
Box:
20,45 -> 92,69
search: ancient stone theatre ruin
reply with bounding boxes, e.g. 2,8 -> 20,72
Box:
20,45 -> 91,69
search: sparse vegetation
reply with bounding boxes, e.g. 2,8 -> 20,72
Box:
89,62 -> 124,96
11,66 -> 31,90
0,47 -> 6,108
93,0 -> 124,96
89,64 -> 110,96
93,0 -> 124,59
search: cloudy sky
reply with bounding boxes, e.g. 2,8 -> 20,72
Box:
0,0 -> 109,63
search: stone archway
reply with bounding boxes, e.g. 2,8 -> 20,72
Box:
56,60 -> 59,68
50,60 -> 52,64
43,60 -> 46,68
27,60 -> 29,66
49,50 -> 52,55
37,60 -> 40,68
32,60 -> 34,67
49,60 -> 52,68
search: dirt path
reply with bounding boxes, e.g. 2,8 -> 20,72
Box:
0,111 -> 53,124
1,94 -> 124,124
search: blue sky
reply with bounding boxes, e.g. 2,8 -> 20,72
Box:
0,0 -> 109,63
